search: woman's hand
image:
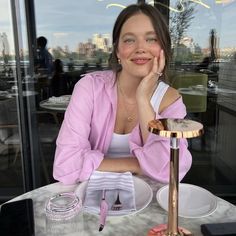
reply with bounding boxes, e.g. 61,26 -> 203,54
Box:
136,50 -> 165,143
136,50 -> 165,102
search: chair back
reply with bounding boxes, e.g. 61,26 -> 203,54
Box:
171,72 -> 208,113
0,98 -> 18,143
36,76 -> 52,100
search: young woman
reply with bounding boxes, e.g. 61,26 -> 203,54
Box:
53,3 -> 192,184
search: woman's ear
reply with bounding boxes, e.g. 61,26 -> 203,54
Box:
116,50 -> 120,61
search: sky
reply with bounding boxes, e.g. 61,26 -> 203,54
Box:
0,0 -> 236,54
34,0 -> 135,51
187,0 -> 236,49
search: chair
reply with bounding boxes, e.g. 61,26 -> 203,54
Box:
35,75 -> 52,101
171,72 -> 208,151
0,98 -> 59,183
171,72 -> 208,113
0,98 -> 19,165
65,70 -> 83,93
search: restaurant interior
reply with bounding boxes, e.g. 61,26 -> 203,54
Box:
0,0 -> 236,208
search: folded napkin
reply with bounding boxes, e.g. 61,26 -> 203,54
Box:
84,171 -> 136,216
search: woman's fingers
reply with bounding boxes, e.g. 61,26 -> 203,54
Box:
158,50 -> 165,74
140,50 -> 165,84
151,56 -> 158,76
136,50 -> 165,100
151,50 -> 165,79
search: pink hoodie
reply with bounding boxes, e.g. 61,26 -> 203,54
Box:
53,70 -> 192,184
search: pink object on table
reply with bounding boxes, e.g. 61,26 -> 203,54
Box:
99,190 -> 108,232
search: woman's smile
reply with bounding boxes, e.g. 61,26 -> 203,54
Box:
130,57 -> 151,65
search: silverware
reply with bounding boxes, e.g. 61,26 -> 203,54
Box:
111,191 -> 122,211
98,189 -> 108,232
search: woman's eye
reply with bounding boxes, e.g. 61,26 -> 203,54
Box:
147,38 -> 158,43
123,38 -> 135,44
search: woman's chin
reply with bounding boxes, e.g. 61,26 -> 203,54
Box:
133,70 -> 150,78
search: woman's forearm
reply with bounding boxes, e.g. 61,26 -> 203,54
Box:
97,157 -> 141,175
137,99 -> 156,144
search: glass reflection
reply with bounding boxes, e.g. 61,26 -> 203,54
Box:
0,0 -> 24,198
168,0 -> 236,203
0,0 -> 236,204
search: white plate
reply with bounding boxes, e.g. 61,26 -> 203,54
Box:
156,183 -> 217,218
75,176 -> 153,217
60,95 -> 71,99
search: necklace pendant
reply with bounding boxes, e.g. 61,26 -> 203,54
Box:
127,116 -> 134,122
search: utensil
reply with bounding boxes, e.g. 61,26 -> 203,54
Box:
75,176 -> 152,217
111,191 -> 122,211
98,190 -> 108,232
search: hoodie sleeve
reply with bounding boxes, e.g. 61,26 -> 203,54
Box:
129,97 -> 192,183
53,75 -> 104,184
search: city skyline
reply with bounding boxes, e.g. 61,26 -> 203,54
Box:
2,29 -> 235,60
0,0 -> 236,55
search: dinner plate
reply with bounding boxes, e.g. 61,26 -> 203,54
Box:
60,95 -> 71,99
156,183 -> 218,218
178,88 -> 191,92
46,100 -> 69,105
43,102 -> 67,107
75,176 -> 153,217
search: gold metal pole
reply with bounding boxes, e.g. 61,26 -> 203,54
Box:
167,139 -> 179,235
147,119 -> 203,236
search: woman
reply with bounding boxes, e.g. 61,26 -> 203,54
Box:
53,3 -> 192,184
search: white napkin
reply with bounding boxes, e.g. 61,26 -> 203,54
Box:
84,171 -> 136,215
47,96 -> 70,104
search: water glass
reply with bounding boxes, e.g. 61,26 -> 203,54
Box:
45,192 -> 83,235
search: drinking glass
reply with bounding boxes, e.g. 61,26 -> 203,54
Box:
45,192 -> 83,236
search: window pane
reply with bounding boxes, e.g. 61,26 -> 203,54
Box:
33,0 -> 137,186
169,0 -> 236,202
34,1 -> 135,74
0,0 -> 25,199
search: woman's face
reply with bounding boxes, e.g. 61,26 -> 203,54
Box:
117,13 -> 162,78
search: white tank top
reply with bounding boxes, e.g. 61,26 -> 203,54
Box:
106,81 -> 169,158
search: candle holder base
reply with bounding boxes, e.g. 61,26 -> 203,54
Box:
147,224 -> 193,236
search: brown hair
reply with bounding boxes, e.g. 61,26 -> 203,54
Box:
109,3 -> 171,82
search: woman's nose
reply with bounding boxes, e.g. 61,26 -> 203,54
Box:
135,40 -> 146,54
136,48 -> 145,54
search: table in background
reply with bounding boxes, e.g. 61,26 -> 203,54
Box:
0,90 -> 38,99
2,176 -> 236,236
39,95 -> 71,112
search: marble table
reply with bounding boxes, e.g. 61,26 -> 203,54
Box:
2,177 -> 236,236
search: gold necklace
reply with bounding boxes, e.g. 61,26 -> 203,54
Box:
118,80 -> 137,122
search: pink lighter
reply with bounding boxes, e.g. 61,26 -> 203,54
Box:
98,189 -> 108,232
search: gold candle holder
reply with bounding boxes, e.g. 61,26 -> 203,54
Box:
147,119 -> 203,236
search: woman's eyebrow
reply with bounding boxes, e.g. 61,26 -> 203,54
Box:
120,31 -> 157,39
146,31 -> 157,35
121,32 -> 135,37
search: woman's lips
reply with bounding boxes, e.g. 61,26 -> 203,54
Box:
131,58 -> 151,65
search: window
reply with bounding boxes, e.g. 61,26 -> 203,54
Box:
168,0 -> 236,202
